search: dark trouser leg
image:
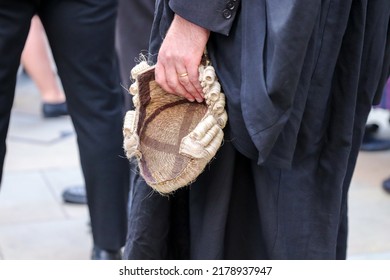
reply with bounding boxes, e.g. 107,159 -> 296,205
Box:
115,0 -> 155,110
0,2 -> 35,186
39,0 -> 129,250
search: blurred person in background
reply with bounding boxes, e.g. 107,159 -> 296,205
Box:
378,78 -> 390,193
0,0 -> 129,259
21,15 -> 68,118
61,0 -> 156,207
360,78 -> 390,151
359,77 -> 390,194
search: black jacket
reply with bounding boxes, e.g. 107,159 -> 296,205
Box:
150,0 -> 390,168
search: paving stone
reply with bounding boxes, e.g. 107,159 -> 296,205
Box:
0,171 -> 66,225
0,219 -> 91,260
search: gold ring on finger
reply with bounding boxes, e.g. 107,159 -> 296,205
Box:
178,72 -> 188,78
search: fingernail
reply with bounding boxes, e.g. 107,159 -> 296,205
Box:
196,98 -> 203,103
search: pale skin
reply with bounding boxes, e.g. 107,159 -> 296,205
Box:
21,16 -> 66,104
155,14 -> 210,103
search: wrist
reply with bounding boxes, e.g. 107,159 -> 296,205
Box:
172,14 -> 210,43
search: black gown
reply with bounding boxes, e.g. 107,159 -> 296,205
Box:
124,0 -> 390,259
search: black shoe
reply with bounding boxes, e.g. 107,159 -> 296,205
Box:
365,123 -> 380,135
62,186 -> 87,204
382,178 -> 390,194
42,101 -> 68,118
360,124 -> 390,151
91,246 -> 122,260
360,137 -> 390,151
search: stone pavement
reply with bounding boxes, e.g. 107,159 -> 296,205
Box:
0,73 -> 390,260
0,73 -> 90,260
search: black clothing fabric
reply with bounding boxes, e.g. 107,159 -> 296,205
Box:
0,0 -> 129,251
124,0 -> 390,259
115,0 -> 155,111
